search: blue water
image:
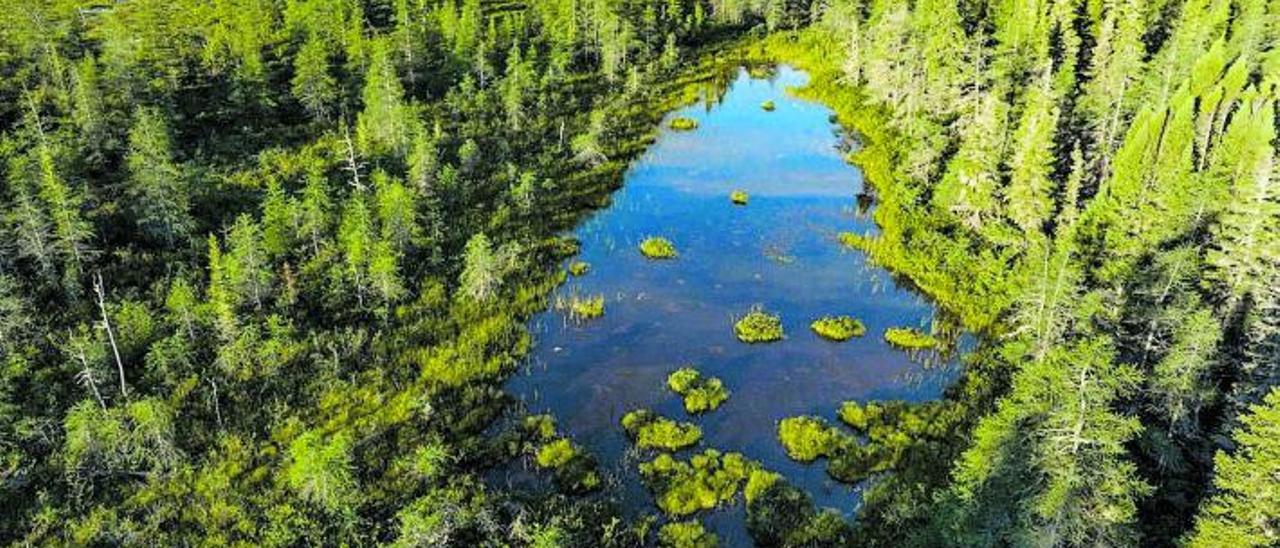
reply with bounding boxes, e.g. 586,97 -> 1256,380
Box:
506,66 -> 960,541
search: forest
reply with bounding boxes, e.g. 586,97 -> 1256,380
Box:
0,0 -> 1276,546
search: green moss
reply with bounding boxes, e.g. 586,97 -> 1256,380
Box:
622,409 -> 703,451
568,260 -> 590,276
667,367 -> 730,414
524,413 -> 557,441
640,237 -> 679,259
639,450 -> 755,517
669,116 -> 699,130
734,308 -> 784,343
883,327 -> 939,349
658,520 -> 719,548
810,316 -> 866,341
744,469 -> 782,505
730,189 -> 749,205
761,100 -> 776,111
777,416 -> 848,462
535,439 -> 576,468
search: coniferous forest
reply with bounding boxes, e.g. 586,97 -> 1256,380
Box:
0,0 -> 1277,546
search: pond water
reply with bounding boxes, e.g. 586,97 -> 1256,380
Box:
505,66 -> 961,541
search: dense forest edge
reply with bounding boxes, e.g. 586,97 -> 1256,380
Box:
1,0 -> 1277,546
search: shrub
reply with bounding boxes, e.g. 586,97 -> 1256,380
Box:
883,327 -> 938,349
568,260 -> 590,276
734,308 -> 784,343
639,450 -> 755,517
622,409 -> 702,451
640,237 -> 679,259
669,116 -> 699,130
761,100 -> 776,111
810,316 -> 866,341
667,368 -> 730,414
535,439 -> 577,468
777,417 -> 846,462
658,520 -> 719,548
730,190 -> 749,205
744,469 -> 781,504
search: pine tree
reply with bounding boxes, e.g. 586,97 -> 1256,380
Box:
459,232 -> 498,302
1004,74 -> 1060,235
356,40 -> 414,157
126,106 -> 191,246
292,34 -> 338,122
1185,387 -> 1280,547
932,92 -> 1008,230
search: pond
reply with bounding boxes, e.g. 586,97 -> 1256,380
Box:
505,65 -> 962,541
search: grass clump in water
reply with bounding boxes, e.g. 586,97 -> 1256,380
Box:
667,367 -> 730,414
622,409 -> 703,451
777,416 -> 850,462
568,260 -> 590,276
556,293 -> 605,321
730,189 -> 749,205
883,327 -> 938,349
761,100 -> 776,111
669,116 -> 699,131
639,449 -> 755,517
810,316 -> 866,341
532,437 -> 602,493
734,307 -> 784,343
639,236 -> 679,259
658,520 -> 719,548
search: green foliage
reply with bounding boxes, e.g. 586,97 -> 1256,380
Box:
639,236 -> 679,259
536,439 -> 578,468
658,520 -> 718,547
1186,388 -> 1280,547
734,308 -> 784,343
809,316 -> 865,341
622,409 -> 703,451
777,416 -> 847,462
639,450 -> 754,517
730,189 -> 749,205
883,327 -> 938,349
568,260 -> 590,276
666,367 -> 730,414
558,293 -> 605,321
668,117 -> 699,130
760,101 -> 775,111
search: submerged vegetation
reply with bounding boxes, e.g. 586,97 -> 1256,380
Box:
810,315 -> 867,341
558,293 -> 606,322
667,367 -> 730,414
883,327 -> 939,349
658,520 -> 719,547
622,409 -> 703,451
639,236 -> 679,259
668,117 -> 700,131
733,308 -> 785,343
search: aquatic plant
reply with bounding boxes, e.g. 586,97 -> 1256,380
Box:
567,294 -> 605,321
777,416 -> 848,462
731,189 -> 749,205
658,520 -> 719,548
836,231 -> 866,249
734,308 -> 784,343
744,469 -> 782,504
883,327 -> 938,349
667,367 -> 730,414
639,236 -> 679,259
810,316 -> 866,341
669,116 -> 699,131
639,449 -> 754,517
536,439 -> 577,468
745,477 -> 855,546
761,100 -> 776,111
524,413 -> 558,441
568,260 -> 590,276
622,409 -> 703,451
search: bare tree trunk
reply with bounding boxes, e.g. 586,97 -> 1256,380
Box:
94,272 -> 127,399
